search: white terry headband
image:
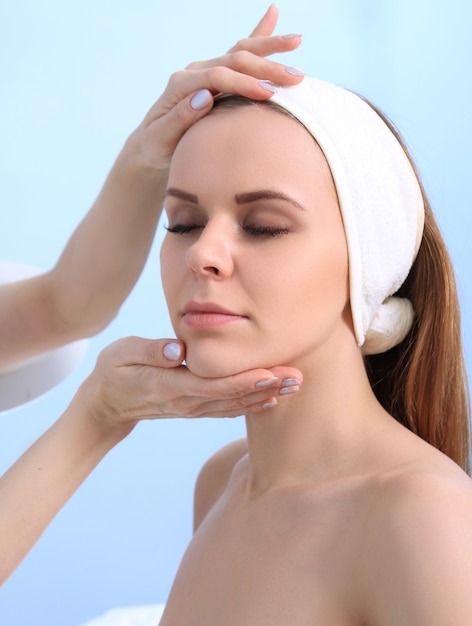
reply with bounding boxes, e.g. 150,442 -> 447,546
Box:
270,77 -> 425,355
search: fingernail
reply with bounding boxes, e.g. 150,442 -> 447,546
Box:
285,66 -> 305,77
281,378 -> 302,387
279,386 -> 300,395
255,376 -> 279,388
258,80 -> 278,94
262,399 -> 278,409
282,33 -> 302,39
163,342 -> 182,361
190,89 -> 212,111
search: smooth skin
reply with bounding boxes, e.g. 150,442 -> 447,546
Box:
0,5 -> 304,585
159,103 -> 472,624
0,4 -> 301,371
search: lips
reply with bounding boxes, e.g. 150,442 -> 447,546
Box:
182,301 -> 247,328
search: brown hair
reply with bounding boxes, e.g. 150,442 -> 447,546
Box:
213,95 -> 471,474
363,102 -> 470,475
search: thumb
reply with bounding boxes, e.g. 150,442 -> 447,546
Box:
102,337 -> 186,368
162,340 -> 186,364
188,88 -> 214,113
146,89 -> 214,165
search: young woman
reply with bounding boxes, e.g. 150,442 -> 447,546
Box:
157,13 -> 472,626
0,5 -> 304,584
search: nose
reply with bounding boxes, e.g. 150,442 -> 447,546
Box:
185,220 -> 234,279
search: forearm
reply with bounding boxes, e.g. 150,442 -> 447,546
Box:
50,135 -> 168,335
0,391 -> 133,585
0,137 -> 167,369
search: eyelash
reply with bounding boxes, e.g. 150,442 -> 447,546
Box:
165,224 -> 289,237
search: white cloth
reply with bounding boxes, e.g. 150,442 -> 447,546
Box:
0,261 -> 88,411
78,604 -> 165,626
271,78 -> 424,354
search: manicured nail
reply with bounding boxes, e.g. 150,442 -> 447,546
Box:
279,385 -> 300,395
258,80 -> 278,94
255,376 -> 279,388
281,378 -> 302,387
282,33 -> 302,39
285,66 -> 305,77
262,399 -> 278,409
163,342 -> 182,361
190,89 -> 212,111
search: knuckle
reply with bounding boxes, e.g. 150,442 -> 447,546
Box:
173,100 -> 194,126
206,65 -> 226,83
225,396 -> 250,411
230,38 -> 246,52
185,60 -> 201,70
231,49 -> 252,65
144,341 -> 160,365
167,69 -> 187,86
96,338 -> 123,366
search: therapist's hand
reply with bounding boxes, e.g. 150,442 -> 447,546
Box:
127,5 -> 303,172
77,336 -> 303,431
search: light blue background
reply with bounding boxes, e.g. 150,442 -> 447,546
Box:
1,1 -> 471,624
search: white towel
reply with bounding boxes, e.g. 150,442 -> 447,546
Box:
271,78 -> 424,354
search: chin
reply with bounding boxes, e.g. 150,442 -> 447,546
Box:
183,340 -> 256,379
184,350 -> 240,378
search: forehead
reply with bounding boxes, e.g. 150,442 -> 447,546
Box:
168,106 -> 333,190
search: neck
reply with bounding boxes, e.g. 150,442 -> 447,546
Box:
244,344 -> 392,494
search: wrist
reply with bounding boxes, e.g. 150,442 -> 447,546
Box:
117,128 -> 170,181
71,380 -> 137,448
98,133 -> 169,217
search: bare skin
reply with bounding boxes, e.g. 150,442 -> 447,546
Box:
0,4 -> 302,371
0,337 -> 299,585
162,369 -> 472,626
0,6 -> 305,585
158,38 -> 472,624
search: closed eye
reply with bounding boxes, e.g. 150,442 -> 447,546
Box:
165,223 -> 203,234
244,225 -> 289,237
165,224 -> 289,237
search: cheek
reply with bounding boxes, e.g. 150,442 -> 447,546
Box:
278,239 -> 349,326
160,240 -> 184,312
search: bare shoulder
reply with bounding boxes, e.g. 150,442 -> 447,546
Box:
381,456 -> 472,526
363,457 -> 472,625
378,460 -> 472,556
193,438 -> 248,532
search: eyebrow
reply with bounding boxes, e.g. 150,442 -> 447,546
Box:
164,188 -> 198,204
235,190 -> 305,211
164,187 -> 306,211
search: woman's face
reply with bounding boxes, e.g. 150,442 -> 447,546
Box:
160,106 -> 352,378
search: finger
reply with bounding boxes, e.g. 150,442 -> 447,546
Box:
140,89 -> 214,168
268,366 -> 303,385
190,52 -> 304,88
141,68 -> 275,155
100,337 -> 186,369
248,4 -> 279,38
201,398 -> 275,418
175,388 -> 278,419
187,40 -> 302,73
146,53 -> 304,134
187,365 -> 302,403
195,380 -> 301,418
120,362 -> 302,421
225,33 -> 302,58
127,366 -> 276,421
184,366 -> 302,417
228,366 -> 303,396
158,59 -> 302,110
143,42 -> 304,154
